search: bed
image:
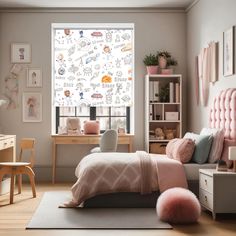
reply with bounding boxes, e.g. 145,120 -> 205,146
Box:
81,162 -> 217,208
68,88 -> 236,208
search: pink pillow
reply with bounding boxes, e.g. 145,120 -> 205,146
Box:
166,138 -> 195,163
220,139 -> 236,168
83,120 -> 100,134
200,128 -> 225,163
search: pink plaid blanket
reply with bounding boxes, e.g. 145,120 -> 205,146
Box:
62,152 -> 187,207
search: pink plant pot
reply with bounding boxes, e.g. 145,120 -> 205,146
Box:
161,68 -> 173,75
146,66 -> 159,75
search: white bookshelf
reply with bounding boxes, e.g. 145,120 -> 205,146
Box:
145,74 -> 182,153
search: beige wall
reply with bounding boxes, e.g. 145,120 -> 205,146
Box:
187,0 -> 236,133
0,9 -> 186,181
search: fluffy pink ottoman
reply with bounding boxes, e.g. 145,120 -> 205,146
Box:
156,187 -> 201,224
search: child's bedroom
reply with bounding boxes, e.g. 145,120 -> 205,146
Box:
0,0 -> 236,235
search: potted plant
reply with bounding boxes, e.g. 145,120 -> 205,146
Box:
159,84 -> 169,102
162,57 -> 178,75
156,51 -> 171,69
143,53 -> 159,74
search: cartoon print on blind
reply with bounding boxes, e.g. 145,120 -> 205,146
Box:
53,26 -> 133,107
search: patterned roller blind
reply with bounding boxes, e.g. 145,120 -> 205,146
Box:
53,24 -> 134,107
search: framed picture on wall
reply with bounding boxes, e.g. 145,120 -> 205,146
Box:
27,68 -> 42,88
11,43 -> 31,63
223,26 -> 234,76
22,93 -> 42,122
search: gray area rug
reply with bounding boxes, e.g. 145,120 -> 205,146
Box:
26,191 -> 172,229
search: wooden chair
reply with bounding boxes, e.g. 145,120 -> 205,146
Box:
0,138 -> 36,204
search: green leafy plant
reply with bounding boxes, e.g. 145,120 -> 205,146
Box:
143,53 -> 158,66
159,84 -> 169,102
167,57 -> 178,67
157,50 -> 178,68
157,50 -> 172,59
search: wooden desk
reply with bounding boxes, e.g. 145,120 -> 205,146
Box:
0,135 -> 16,195
51,134 -> 134,183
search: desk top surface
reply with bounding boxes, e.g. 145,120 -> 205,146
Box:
51,134 -> 134,137
0,134 -> 15,140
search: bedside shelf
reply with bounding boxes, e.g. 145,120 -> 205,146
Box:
145,74 -> 182,154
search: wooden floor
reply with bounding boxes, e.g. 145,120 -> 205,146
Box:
0,183 -> 236,236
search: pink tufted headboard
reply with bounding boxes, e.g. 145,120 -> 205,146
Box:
210,88 -> 236,140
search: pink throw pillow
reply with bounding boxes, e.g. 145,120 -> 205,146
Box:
83,121 -> 100,134
220,139 -> 236,168
166,138 -> 195,163
200,128 -> 225,163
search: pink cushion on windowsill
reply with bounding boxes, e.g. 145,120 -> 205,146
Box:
83,120 -> 100,134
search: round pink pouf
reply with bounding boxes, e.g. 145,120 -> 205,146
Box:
156,187 -> 201,224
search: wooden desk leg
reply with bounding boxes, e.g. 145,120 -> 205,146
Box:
17,174 -> 22,194
52,140 -> 56,184
128,138 -> 133,153
10,173 -> 15,204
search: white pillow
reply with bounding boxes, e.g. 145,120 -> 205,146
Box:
200,128 -> 224,163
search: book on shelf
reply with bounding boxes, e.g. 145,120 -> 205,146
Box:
169,82 -> 174,103
153,104 -> 157,120
149,81 -> 154,102
175,83 -> 180,103
149,104 -> 153,120
153,81 -> 160,102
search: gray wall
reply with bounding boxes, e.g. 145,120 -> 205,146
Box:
186,0 -> 236,133
0,9 -> 186,181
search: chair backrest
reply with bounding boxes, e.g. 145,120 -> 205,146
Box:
100,129 -> 118,152
18,138 -> 36,167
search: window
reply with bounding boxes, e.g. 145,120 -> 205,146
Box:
56,106 -> 130,133
51,24 -> 134,134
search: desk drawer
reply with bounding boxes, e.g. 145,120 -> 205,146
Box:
89,137 -> 100,144
0,137 -> 15,150
117,136 -> 129,144
199,173 -> 213,194
55,137 -> 89,144
199,189 -> 213,210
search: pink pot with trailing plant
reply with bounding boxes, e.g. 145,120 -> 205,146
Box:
158,56 -> 167,69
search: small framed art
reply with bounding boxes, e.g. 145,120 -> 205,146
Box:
27,68 -> 42,87
11,43 -> 31,63
22,93 -> 42,122
223,26 -> 234,76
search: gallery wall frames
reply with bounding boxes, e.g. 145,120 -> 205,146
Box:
223,26 -> 234,76
27,68 -> 42,88
11,43 -> 31,63
22,92 -> 42,122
